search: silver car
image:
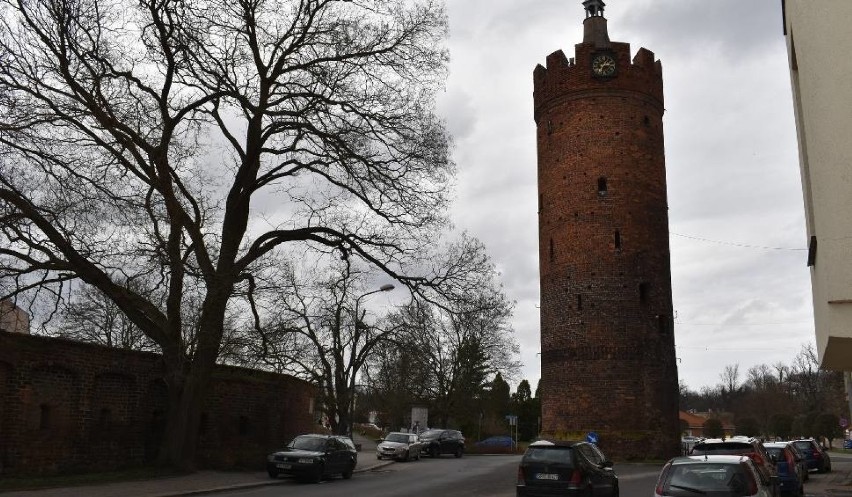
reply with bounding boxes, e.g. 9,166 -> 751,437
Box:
377,432 -> 422,462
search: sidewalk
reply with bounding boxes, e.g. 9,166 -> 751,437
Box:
0,433 -> 392,497
819,452 -> 852,497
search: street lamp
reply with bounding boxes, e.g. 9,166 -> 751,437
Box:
348,283 -> 395,436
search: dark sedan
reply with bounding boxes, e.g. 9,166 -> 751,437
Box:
792,439 -> 831,473
267,434 -> 357,483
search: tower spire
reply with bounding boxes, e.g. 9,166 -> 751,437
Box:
583,0 -> 605,18
582,0 -> 609,47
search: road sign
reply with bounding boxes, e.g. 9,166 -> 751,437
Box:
506,415 -> 518,426
586,431 -> 599,444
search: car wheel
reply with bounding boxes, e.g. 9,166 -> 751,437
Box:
430,445 -> 439,458
267,469 -> 279,479
415,449 -> 421,461
611,482 -> 619,497
404,449 -> 411,462
310,464 -> 323,483
376,454 -> 382,460
342,462 -> 354,480
454,446 -> 463,458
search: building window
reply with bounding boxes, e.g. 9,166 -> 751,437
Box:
549,238 -> 554,262
807,235 -> 817,267
639,282 -> 649,303
577,294 -> 583,311
658,315 -> 669,334
597,177 -> 607,196
614,230 -> 621,250
39,404 -> 51,430
199,412 -> 209,435
239,415 -> 250,437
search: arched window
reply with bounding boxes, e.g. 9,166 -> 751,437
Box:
597,177 -> 607,196
639,282 -> 649,303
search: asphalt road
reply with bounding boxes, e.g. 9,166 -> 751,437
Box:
210,452 -> 852,497
217,455 -> 661,497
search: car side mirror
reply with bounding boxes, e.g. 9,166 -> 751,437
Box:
600,460 -> 614,469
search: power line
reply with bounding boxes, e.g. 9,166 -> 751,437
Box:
671,232 -> 807,251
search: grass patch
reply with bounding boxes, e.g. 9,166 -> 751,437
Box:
0,467 -> 188,492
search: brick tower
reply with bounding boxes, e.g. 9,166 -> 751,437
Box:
534,0 -> 680,459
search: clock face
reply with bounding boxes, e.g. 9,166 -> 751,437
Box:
592,54 -> 616,77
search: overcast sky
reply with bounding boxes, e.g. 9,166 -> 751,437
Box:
436,0 -> 813,392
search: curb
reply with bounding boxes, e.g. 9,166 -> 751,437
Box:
149,461 -> 397,497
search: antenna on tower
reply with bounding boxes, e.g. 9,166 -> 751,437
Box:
583,0 -> 606,18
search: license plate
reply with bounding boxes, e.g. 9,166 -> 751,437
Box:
276,463 -> 291,469
536,473 -> 559,480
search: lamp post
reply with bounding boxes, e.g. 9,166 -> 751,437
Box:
347,283 -> 394,437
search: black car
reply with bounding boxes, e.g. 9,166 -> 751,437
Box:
419,429 -> 465,458
792,439 -> 831,473
267,434 -> 357,483
516,439 -> 619,497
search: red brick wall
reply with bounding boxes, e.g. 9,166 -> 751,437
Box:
0,332 -> 315,475
534,37 -> 680,460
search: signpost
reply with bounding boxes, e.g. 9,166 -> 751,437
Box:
586,431 -> 599,445
506,415 -> 519,451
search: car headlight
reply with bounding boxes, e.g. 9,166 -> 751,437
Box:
298,458 -> 315,464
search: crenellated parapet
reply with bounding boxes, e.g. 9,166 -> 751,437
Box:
533,41 -> 664,124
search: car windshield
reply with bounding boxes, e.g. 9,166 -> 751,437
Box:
420,430 -> 442,438
524,447 -> 575,466
692,443 -> 752,456
663,463 -> 752,496
793,441 -> 813,451
288,436 -> 326,451
385,433 -> 410,443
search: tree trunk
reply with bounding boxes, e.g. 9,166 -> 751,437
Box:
157,289 -> 229,470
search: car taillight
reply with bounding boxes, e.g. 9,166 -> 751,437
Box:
517,467 -> 525,486
747,452 -> 764,466
570,469 -> 583,485
785,450 -> 796,469
742,463 -> 758,495
655,463 -> 671,495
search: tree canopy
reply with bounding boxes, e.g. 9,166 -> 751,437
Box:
0,0 -> 467,468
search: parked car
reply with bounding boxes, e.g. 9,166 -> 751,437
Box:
655,455 -> 776,497
792,439 -> 831,473
419,429 -> 465,458
690,437 -> 779,497
516,439 -> 618,497
475,435 -> 513,448
845,439 -> 852,450
267,434 -> 357,483
763,442 -> 804,497
377,432 -> 422,461
785,442 -> 809,482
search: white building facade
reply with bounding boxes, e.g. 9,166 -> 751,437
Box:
783,0 -> 852,369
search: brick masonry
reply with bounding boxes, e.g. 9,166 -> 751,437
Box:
0,332 -> 315,475
534,17 -> 680,460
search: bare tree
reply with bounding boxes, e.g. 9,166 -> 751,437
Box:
375,272 -> 521,428
233,261 -> 401,436
0,0 -> 457,468
55,282 -> 157,351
